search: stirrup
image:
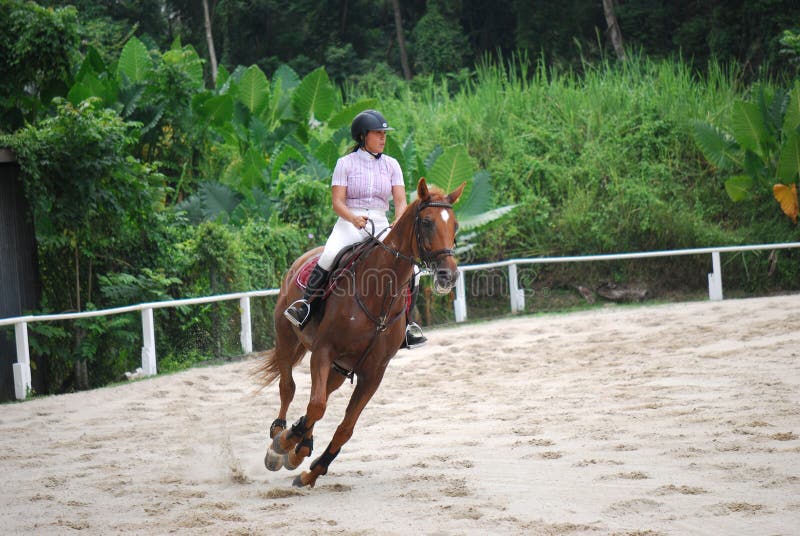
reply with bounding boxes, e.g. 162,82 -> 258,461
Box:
403,322 -> 427,349
284,299 -> 311,328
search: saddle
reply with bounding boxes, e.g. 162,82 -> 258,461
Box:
295,237 -> 411,309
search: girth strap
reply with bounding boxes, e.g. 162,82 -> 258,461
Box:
331,361 -> 354,381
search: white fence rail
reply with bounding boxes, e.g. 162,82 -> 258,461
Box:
1,290 -> 278,401
453,242 -> 800,322
3,242 -> 800,401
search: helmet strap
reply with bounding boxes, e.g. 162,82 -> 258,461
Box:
359,138 -> 381,159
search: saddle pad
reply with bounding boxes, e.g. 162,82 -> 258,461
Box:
294,254 -> 412,312
295,255 -> 321,290
294,255 -> 339,301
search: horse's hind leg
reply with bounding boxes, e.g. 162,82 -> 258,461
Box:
270,340 -> 305,437
283,366 -> 347,470
264,329 -> 306,471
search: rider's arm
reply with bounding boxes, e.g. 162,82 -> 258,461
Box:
332,185 -> 367,229
391,185 -> 407,225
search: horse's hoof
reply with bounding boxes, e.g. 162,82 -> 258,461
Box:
284,451 -> 301,471
270,432 -> 288,455
292,473 -> 308,488
265,448 -> 284,471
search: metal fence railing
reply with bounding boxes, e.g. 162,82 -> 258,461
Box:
3,242 -> 799,401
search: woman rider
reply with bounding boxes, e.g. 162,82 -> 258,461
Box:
283,109 -> 427,348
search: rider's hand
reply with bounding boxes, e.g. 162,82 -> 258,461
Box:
351,215 -> 368,229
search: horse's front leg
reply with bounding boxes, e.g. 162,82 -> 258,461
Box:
293,368 -> 385,488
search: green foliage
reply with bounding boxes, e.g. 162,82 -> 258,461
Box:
3,99 -> 162,274
780,29 -> 800,72
237,65 -> 270,114
691,122 -> 740,169
385,52 -> 783,270
692,82 -> 800,214
273,171 -> 336,240
411,3 -> 469,76
117,36 -> 153,82
0,1 -> 79,131
293,67 -> 337,123
1,99 -> 167,391
98,269 -> 182,305
427,146 -> 474,196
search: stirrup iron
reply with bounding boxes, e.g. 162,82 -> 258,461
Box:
403,321 -> 427,349
284,299 -> 311,328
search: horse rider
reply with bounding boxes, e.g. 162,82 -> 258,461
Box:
283,109 -> 427,349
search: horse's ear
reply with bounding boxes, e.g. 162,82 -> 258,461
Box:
417,177 -> 430,201
448,182 -> 467,205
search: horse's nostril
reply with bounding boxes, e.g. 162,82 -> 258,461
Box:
437,268 -> 455,283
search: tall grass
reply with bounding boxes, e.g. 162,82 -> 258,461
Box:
362,53 -> 798,293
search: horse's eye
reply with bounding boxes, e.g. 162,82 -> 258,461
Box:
421,218 -> 434,229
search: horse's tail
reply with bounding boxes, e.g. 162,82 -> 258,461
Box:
251,347 -> 305,390
251,349 -> 281,389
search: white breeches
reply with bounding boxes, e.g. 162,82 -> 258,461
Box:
317,208 -> 390,271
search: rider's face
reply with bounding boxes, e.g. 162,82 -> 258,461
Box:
364,130 -> 386,154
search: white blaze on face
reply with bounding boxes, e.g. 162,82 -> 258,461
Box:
440,209 -> 450,223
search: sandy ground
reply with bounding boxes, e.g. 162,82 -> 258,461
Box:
1,295 -> 799,536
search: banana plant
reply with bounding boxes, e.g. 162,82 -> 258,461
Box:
692,82 -> 800,223
386,137 -> 516,231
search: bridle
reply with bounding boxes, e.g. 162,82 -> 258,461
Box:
368,199 -> 456,272
413,200 -> 457,269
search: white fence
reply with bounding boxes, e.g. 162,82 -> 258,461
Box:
1,290 -> 278,401
453,242 -> 800,322
3,242 -> 800,401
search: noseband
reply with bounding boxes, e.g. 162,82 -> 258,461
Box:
413,200 -> 456,270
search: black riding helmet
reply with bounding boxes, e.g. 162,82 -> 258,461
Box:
350,109 -> 395,148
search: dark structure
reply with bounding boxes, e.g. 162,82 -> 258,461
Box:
0,149 -> 40,401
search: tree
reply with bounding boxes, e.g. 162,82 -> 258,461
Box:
0,1 -> 79,131
391,0 -> 412,80
2,100 -> 164,389
602,0 -> 626,60
202,0 -> 218,84
411,2 -> 468,76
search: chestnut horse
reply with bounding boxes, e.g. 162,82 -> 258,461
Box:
256,177 -> 464,488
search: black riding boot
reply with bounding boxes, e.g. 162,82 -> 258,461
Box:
401,276 -> 427,349
284,264 -> 330,328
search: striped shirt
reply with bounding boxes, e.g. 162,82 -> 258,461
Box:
331,149 -> 404,211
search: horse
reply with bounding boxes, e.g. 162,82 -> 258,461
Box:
256,177 -> 465,488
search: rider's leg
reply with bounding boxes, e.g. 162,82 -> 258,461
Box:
284,209 -> 382,329
402,267 -> 427,349
284,264 -> 330,328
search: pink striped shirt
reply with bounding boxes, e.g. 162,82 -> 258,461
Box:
331,149 -> 404,211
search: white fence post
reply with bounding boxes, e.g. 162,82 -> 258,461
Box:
240,296 -> 252,354
454,270 -> 467,323
12,322 -> 31,400
708,251 -> 724,301
509,263 -> 525,313
141,308 -> 157,376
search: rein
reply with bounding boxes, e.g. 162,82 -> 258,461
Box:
333,198 -> 456,382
